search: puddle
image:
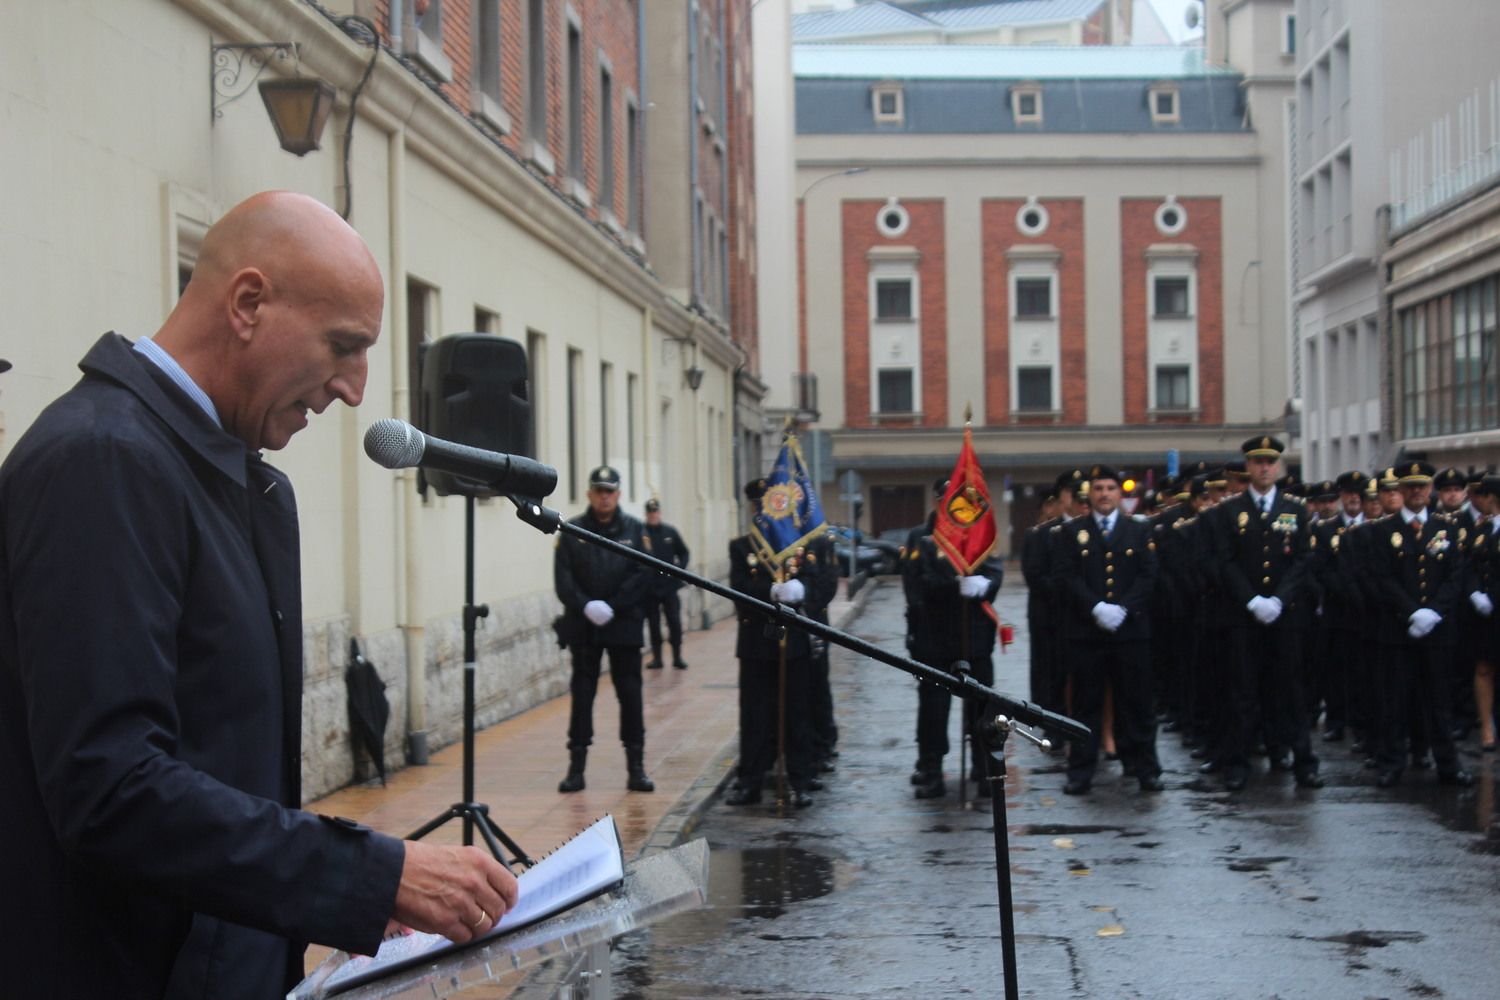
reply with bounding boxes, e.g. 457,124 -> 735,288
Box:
1299,930 -> 1427,950
1016,824 -> 1144,837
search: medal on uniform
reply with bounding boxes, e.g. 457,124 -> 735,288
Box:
1237,511 -> 1249,529
1077,529 -> 1089,545
1391,532 -> 1403,549
747,554 -> 759,566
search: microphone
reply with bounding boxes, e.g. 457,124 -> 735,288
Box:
364,418 -> 558,499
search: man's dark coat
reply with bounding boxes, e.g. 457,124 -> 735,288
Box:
0,335 -> 404,1000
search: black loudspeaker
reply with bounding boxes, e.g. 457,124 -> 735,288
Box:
416,334 -> 531,498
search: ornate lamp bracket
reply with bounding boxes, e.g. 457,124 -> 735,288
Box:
211,40 -> 299,123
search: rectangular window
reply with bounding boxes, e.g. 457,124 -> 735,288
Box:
626,373 -> 638,498
1156,365 -> 1191,410
873,85 -> 903,124
406,278 -> 433,426
877,368 -> 914,414
1154,276 -> 1191,318
875,278 -> 913,320
599,361 -> 612,465
566,21 -> 583,178
1016,367 -> 1052,411
527,0 -> 547,141
1014,277 -> 1052,318
598,66 -> 615,211
1282,12 -> 1296,56
626,100 -> 641,232
1150,87 -> 1179,123
1013,87 -> 1042,123
526,330 -> 545,458
476,0 -> 501,102
566,348 -> 582,502
474,306 -> 500,334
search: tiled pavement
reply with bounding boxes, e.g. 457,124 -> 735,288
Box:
303,579 -> 875,975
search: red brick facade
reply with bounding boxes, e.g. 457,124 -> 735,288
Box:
981,198 -> 1087,425
841,200 -> 947,429
1119,198 -> 1224,424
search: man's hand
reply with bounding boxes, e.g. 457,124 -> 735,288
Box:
1471,591 -> 1494,617
1247,596 -> 1282,625
583,600 -> 614,626
392,840 -> 519,944
959,575 -> 990,599
1091,602 -> 1126,632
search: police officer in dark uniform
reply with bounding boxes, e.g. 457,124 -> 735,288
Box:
907,496 -> 1004,800
725,479 -> 837,808
1149,475 -> 1197,738
1367,462 -> 1474,788
1056,464 -> 1162,795
1022,470 -> 1086,716
1311,471 -> 1370,743
1432,468 -> 1477,734
1207,436 -> 1322,791
642,498 -> 691,671
904,478 -> 945,791
1463,475 -> 1500,751
554,465 -> 654,793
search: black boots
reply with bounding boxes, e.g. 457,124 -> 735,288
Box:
646,647 -> 664,670
912,758 -> 945,799
626,746 -> 655,792
558,746 -> 587,793
672,645 -> 688,670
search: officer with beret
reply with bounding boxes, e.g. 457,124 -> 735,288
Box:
1207,436 -> 1322,791
554,466 -> 654,793
1056,464 -> 1162,794
641,498 -> 691,671
1366,462 -> 1474,787
726,479 -> 837,808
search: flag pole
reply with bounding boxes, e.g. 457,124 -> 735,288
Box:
958,403 -> 973,808
776,630 -> 789,818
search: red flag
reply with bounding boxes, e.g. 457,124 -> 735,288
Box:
933,422 -> 997,575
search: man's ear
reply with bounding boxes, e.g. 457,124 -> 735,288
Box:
226,267 -> 268,341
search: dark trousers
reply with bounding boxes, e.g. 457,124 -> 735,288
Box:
1375,640 -> 1460,775
1223,625 -> 1317,779
1322,624 -> 1360,732
915,653 -> 994,773
1027,601 -> 1063,715
567,643 -> 645,749
1066,639 -> 1159,784
810,638 -> 837,756
737,654 -> 814,789
645,590 -> 684,657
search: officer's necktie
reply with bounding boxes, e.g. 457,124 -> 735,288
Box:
1101,516 -> 1112,541
1259,496 -> 1269,514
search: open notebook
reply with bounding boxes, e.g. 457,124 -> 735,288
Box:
323,815 -> 625,995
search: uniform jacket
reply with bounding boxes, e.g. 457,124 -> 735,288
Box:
1210,489 -> 1314,630
730,533 -> 836,661
1462,519 -> 1500,653
0,334 -> 404,1000
554,508 -> 650,647
1021,516 -> 1061,629
1369,511 -> 1464,646
902,514 -> 936,652
1312,514 -> 1367,628
642,520 -> 690,596
1055,512 -> 1158,643
1149,502 -> 1197,618
906,532 -> 1003,666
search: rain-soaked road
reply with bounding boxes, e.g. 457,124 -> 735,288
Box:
611,576 -> 1500,999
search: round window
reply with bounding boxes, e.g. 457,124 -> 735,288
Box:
876,198 -> 910,238
1016,200 -> 1049,237
1155,198 -> 1188,236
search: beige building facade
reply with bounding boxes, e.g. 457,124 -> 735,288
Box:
1,0 -> 756,798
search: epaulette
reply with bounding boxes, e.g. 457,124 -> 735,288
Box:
1172,516 -> 1195,529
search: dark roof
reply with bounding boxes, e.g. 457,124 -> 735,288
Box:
796,75 -> 1248,134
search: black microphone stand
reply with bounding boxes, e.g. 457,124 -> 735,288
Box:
407,496 -> 535,869
508,496 -> 1082,997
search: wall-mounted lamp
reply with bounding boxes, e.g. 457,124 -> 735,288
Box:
211,40 -> 336,156
685,364 -> 705,392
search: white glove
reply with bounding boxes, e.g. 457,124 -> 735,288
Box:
583,600 -> 614,626
1091,602 -> 1127,632
960,575 -> 990,599
770,579 -> 806,605
1407,608 -> 1442,639
1247,596 -> 1281,625
1471,591 -> 1494,617
1264,596 -> 1283,624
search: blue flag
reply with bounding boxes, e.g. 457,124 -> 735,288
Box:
749,432 -> 827,573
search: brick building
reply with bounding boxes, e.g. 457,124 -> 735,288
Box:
778,0 -> 1295,549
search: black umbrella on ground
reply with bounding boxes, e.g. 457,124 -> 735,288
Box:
345,637 -> 390,785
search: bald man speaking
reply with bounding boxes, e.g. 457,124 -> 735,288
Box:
0,192 -> 516,999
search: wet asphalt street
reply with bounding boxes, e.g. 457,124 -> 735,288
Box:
611,575 -> 1500,1000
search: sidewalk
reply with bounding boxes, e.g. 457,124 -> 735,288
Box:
304,579 -> 876,969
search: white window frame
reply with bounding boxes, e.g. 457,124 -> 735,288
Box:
872,83 -> 904,125
1014,364 -> 1056,413
404,0 -> 454,82
1144,250 -> 1200,415
875,198 -> 910,238
867,253 -> 922,419
1281,11 -> 1297,56
1016,199 -> 1049,236
1011,84 -> 1043,124
1153,364 -> 1193,411
875,366 -> 917,415
1149,84 -> 1180,124
1151,273 -> 1196,319
1011,273 -> 1056,320
873,275 -> 917,322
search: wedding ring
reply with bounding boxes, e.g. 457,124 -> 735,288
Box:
472,909 -> 489,930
